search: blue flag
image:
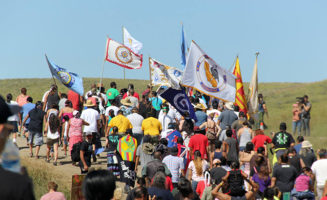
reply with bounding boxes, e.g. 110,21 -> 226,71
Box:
180,25 -> 187,69
45,55 -> 84,96
160,88 -> 197,121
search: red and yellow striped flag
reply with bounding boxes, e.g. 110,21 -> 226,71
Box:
233,57 -> 247,114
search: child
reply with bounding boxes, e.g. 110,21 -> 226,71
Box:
252,166 -> 271,197
222,161 -> 248,197
61,115 -> 70,157
291,167 -> 315,200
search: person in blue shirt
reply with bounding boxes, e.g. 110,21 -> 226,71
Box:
149,91 -> 162,113
19,97 -> 35,140
194,103 -> 207,128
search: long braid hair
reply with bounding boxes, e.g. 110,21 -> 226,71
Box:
49,114 -> 60,133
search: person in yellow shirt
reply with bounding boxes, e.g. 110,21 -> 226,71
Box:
106,110 -> 133,137
142,112 -> 162,144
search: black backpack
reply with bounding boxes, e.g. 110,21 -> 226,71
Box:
71,142 -> 82,162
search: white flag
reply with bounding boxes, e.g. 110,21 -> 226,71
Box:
181,41 -> 236,102
123,27 -> 143,54
105,37 -> 142,69
247,54 -> 259,115
150,57 -> 183,89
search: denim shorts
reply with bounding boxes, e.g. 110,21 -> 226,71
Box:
28,131 -> 43,146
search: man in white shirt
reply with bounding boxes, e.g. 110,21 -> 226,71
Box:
206,100 -> 221,123
159,104 -> 173,132
127,108 -> 144,145
311,149 -> 327,199
162,146 -> 185,187
80,99 -> 101,162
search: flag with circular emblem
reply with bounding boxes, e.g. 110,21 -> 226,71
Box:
105,37 -> 143,69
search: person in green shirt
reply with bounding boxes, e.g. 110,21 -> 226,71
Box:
106,82 -> 119,106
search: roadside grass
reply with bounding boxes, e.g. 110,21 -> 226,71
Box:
21,158 -> 71,200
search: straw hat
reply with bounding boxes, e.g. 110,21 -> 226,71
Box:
84,99 -> 95,107
301,141 -> 312,148
225,102 -> 234,110
120,97 -> 133,106
194,103 -> 205,110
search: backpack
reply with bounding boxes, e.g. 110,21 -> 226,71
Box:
71,142 -> 82,162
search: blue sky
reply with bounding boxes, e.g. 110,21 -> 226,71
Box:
1,0 -> 326,83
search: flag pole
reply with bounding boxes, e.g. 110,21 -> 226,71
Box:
122,26 -> 126,80
148,56 -> 152,86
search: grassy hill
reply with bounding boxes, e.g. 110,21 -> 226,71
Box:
1,78 -> 326,148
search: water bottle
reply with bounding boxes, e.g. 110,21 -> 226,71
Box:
0,140 -> 21,173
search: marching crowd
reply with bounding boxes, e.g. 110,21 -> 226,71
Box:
1,82 -> 327,200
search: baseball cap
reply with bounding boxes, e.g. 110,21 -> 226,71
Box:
85,132 -> 93,136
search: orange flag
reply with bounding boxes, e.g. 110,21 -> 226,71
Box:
233,57 -> 247,114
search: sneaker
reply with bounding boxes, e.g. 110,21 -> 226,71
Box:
53,162 -> 57,166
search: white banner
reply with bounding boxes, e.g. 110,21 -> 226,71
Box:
181,41 -> 236,102
149,57 -> 183,89
105,38 -> 142,69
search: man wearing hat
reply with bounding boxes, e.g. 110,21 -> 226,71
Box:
217,102 -> 238,141
0,95 -> 36,199
162,146 -> 185,188
194,103 -> 207,128
80,99 -> 101,162
271,122 -> 295,162
120,97 -> 134,116
135,135 -> 154,173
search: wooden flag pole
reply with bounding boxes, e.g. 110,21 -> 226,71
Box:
148,56 -> 152,86
122,26 -> 126,80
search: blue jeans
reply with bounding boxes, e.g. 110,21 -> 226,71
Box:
191,180 -> 199,192
292,120 -> 301,135
291,188 -> 315,200
301,118 -> 310,136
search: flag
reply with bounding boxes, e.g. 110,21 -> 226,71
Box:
181,25 -> 187,69
160,88 -> 197,121
247,54 -> 259,116
105,37 -> 142,69
233,56 -> 247,114
150,57 -> 183,89
45,55 -> 84,96
181,41 -> 236,102
123,27 -> 143,54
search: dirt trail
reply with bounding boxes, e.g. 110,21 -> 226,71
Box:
17,135 -> 127,198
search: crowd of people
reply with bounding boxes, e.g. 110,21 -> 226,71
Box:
1,81 -> 327,200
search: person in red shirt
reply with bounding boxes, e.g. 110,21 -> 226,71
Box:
122,84 -> 140,100
67,90 -> 82,111
188,127 -> 209,160
251,129 -> 272,151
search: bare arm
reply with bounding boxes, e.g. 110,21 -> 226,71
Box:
80,150 -> 88,171
271,177 -> 276,188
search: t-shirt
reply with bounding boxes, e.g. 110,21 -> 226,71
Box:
106,88 -> 119,102
206,109 -> 221,123
302,102 -> 311,119
195,111 -> 207,127
67,90 -> 80,111
294,143 -> 302,154
188,134 -> 209,159
272,164 -> 297,192
210,167 -> 227,184
159,114 -> 173,132
105,105 -> 119,117
252,173 -> 271,193
150,97 -> 162,111
107,134 -> 121,151
252,134 -> 272,151
123,92 -> 140,100
218,110 -> 238,130
80,108 -> 100,133
58,98 -> 67,112
7,101 -> 19,122
225,137 -> 238,162
311,159 -> 327,186
16,94 -> 29,107
162,155 -> 184,183
294,173 -> 311,192
136,145 -> 154,169
142,117 -> 162,136
127,113 -> 144,134
21,103 -> 35,124
28,109 -> 46,133
165,130 -> 182,148
148,187 -> 174,200
79,141 -> 93,168
300,151 -> 316,168
272,132 -> 295,149
289,155 -> 302,176
188,160 -> 209,182
40,192 -> 66,200
231,119 -> 246,134
109,115 -> 133,133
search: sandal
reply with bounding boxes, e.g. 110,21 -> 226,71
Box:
45,158 -> 50,163
53,162 -> 57,166
29,153 -> 33,157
